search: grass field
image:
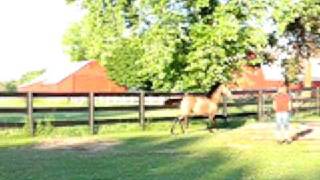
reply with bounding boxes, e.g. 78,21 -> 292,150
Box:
1,118 -> 320,180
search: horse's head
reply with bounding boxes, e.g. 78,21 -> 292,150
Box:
209,84 -> 232,102
219,85 -> 232,98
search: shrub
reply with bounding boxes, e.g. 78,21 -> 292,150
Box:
35,116 -> 54,136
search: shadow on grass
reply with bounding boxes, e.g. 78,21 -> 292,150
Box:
186,117 -> 248,132
0,135 -> 252,180
102,136 -> 251,180
218,117 -> 248,129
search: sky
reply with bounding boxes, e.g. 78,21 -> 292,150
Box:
0,0 -> 83,82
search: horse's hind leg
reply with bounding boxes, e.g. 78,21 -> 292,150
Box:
180,116 -> 189,134
180,116 -> 189,133
181,116 -> 189,131
185,116 -> 189,129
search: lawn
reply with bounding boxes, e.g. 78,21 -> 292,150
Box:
1,119 -> 320,180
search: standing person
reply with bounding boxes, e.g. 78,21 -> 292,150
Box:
273,85 -> 292,144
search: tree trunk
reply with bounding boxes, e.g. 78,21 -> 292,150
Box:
304,59 -> 312,88
303,59 -> 312,98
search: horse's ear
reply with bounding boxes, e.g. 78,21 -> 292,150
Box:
222,84 -> 232,97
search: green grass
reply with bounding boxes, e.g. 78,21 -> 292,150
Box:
1,119 -> 320,180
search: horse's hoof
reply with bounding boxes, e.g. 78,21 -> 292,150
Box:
170,128 -> 175,135
171,132 -> 178,136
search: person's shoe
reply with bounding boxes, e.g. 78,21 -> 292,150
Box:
285,139 -> 292,144
277,140 -> 285,144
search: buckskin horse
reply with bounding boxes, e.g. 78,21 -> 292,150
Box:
171,83 -> 232,134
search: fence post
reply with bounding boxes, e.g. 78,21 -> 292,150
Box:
27,92 -> 34,136
88,92 -> 95,134
257,90 -> 264,121
317,87 -> 320,115
222,94 -> 228,124
139,91 -> 145,130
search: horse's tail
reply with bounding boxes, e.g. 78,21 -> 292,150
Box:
164,97 -> 183,106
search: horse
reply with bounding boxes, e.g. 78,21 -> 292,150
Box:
171,83 -> 232,134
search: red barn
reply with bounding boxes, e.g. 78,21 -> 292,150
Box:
233,63 -> 320,90
233,66 -> 284,90
19,61 -> 127,93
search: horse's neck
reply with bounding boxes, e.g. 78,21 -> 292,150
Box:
210,90 -> 222,103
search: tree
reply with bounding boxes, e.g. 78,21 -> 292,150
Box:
272,0 -> 320,86
63,0 -> 278,91
4,81 -> 17,92
102,38 -> 146,89
18,69 -> 45,85
0,82 -> 4,91
1,70 -> 45,92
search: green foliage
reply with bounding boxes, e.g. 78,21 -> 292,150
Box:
272,0 -> 320,84
63,0 -> 271,91
0,82 -> 4,91
22,117 -> 33,136
102,38 -> 146,89
36,119 -> 54,136
1,69 -> 44,92
4,81 -> 17,92
63,0 -> 319,91
282,57 -> 301,84
18,69 -> 45,85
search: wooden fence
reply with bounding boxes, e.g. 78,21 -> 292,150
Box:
0,87 -> 319,135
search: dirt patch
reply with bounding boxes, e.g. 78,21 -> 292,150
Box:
243,122 -> 320,141
241,122 -> 274,130
34,138 -> 121,153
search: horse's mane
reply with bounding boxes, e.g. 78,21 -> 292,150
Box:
206,83 -> 221,98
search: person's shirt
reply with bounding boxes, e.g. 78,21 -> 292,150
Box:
273,93 -> 291,113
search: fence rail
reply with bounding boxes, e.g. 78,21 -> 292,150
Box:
0,87 -> 319,135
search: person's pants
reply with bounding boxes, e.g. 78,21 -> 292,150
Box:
275,112 -> 290,140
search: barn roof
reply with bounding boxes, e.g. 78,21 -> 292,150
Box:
21,61 -> 90,87
18,60 -> 127,93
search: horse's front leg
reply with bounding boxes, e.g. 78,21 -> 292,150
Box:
180,116 -> 189,134
171,116 -> 185,135
171,117 -> 179,135
182,116 -> 189,129
207,114 -> 216,133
